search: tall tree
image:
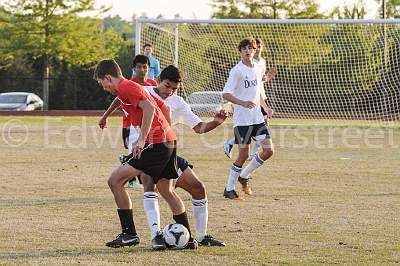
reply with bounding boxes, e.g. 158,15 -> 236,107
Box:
329,1 -> 367,19
376,0 -> 400,18
0,0 -> 123,109
211,0 -> 325,19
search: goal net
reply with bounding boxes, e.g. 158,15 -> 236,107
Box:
135,19 -> 400,122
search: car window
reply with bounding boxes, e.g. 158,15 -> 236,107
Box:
187,93 -> 222,104
0,95 -> 27,104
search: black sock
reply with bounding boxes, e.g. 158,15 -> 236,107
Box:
233,163 -> 242,168
117,209 -> 137,236
173,212 -> 192,240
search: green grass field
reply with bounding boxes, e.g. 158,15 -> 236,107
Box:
0,116 -> 399,265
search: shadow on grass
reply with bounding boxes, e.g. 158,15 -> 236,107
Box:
0,247 -> 151,260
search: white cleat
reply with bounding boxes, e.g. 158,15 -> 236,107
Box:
223,141 -> 233,159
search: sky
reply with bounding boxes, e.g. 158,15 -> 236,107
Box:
95,0 -> 381,20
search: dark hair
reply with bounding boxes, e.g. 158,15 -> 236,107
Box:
159,65 -> 183,83
132,54 -> 150,68
93,59 -> 122,79
255,38 -> 264,46
237,38 -> 256,51
143,43 -> 153,49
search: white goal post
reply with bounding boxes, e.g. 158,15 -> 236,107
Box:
135,19 -> 400,122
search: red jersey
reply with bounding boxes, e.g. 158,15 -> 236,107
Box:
121,76 -> 158,128
117,78 -> 175,144
130,76 -> 158,86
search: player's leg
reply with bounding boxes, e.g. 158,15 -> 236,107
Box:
249,107 -> 269,160
224,125 -> 251,200
239,124 -> 274,194
106,163 -> 142,248
141,173 -> 165,250
175,166 -> 226,246
157,178 -> 197,249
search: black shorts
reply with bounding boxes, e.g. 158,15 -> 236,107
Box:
176,156 -> 193,177
122,128 -> 130,149
234,123 -> 271,144
125,141 -> 178,183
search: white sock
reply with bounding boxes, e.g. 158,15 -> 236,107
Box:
192,198 -> 208,241
250,141 -> 260,156
227,138 -> 235,146
241,154 -> 264,179
226,164 -> 242,191
143,192 -> 160,239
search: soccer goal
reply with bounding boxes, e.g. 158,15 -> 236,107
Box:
135,19 -> 400,122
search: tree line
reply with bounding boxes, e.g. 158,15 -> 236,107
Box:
0,0 -> 399,113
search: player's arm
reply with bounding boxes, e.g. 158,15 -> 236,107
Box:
154,59 -> 160,79
260,94 -> 273,118
151,94 -> 171,125
159,104 -> 171,125
193,110 -> 228,134
99,97 -> 120,129
222,68 -> 255,109
262,67 -> 277,82
134,99 -> 155,158
222,93 -> 256,109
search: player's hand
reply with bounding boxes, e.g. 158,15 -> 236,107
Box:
241,101 -> 256,109
262,67 -> 277,82
265,107 -> 274,118
214,110 -> 228,124
132,139 -> 145,159
98,116 -> 107,129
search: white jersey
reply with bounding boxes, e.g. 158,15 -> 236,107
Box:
254,57 -> 267,100
146,86 -> 202,128
222,61 -> 265,127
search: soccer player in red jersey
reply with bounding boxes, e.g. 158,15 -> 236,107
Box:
99,55 -> 158,150
94,59 -> 194,250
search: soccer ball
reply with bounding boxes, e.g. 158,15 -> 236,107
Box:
163,223 -> 190,249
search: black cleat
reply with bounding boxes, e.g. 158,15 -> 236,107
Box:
152,231 -> 166,251
199,235 -> 226,246
223,188 -> 244,200
106,233 -> 140,248
184,239 -> 199,249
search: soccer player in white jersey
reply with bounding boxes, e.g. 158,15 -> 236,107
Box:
222,38 -> 275,200
223,38 -> 276,160
100,65 -> 227,249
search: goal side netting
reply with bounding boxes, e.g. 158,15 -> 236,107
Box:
135,19 -> 400,122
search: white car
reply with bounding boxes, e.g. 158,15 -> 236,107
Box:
187,91 -> 231,116
0,92 -> 43,111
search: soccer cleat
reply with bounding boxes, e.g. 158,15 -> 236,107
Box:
127,177 -> 142,190
199,235 -> 226,247
223,141 -> 233,159
238,176 -> 253,195
106,233 -> 140,248
184,239 -> 199,250
223,188 -> 244,200
152,231 -> 167,251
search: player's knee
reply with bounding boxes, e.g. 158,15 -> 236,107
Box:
261,146 -> 274,159
107,175 -> 117,190
190,180 -> 206,199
